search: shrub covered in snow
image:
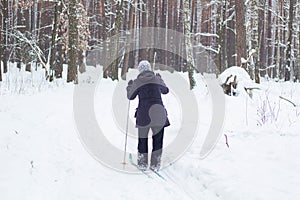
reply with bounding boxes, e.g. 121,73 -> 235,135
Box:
218,66 -> 259,96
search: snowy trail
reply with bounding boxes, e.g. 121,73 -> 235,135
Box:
0,84 -> 219,200
1,68 -> 300,200
161,168 -> 219,200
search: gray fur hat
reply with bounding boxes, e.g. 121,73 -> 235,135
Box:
138,60 -> 152,73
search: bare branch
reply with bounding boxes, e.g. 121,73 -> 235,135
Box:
224,134 -> 229,148
279,96 -> 297,107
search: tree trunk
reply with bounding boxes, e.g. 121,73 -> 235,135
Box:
32,0 -> 38,71
200,0 -> 211,49
297,2 -> 300,81
139,0 -> 147,61
184,0 -> 196,89
266,0 -> 273,78
276,0 -> 283,80
0,2 -> 2,81
67,0 -> 79,83
129,0 -> 137,69
0,60 -> 2,81
227,0 -> 236,68
173,0 -> 180,71
281,1 -> 287,79
160,0 -> 167,65
100,0 -> 108,78
1,0 -> 9,73
221,0 -> 227,72
148,0 -> 155,62
285,0 -> 295,81
251,0 -> 260,83
0,1 -> 1,81
121,1 -> 134,80
258,0 -> 267,77
55,1 -> 64,78
16,7 -> 26,70
178,0 -> 184,71
109,0 -> 123,81
298,31 -> 300,81
24,5 -> 31,72
235,0 -> 247,69
167,0 -> 174,68
216,0 -> 227,75
49,1 -> 60,80
216,2 -> 222,74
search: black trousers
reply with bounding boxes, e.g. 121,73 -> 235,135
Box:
138,127 -> 164,154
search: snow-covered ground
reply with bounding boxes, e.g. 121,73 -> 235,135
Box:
1,64 -> 300,200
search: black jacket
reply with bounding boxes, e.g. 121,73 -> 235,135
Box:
127,71 -> 170,128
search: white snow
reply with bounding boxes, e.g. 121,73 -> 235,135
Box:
0,64 -> 300,200
218,66 -> 261,96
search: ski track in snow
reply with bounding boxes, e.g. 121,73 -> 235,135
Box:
1,66 -> 300,199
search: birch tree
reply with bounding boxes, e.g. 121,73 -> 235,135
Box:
2,0 -> 300,84
184,0 -> 196,89
249,0 -> 260,83
49,0 -> 61,80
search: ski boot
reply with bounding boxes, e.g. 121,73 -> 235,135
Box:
150,153 -> 161,172
137,152 -> 148,170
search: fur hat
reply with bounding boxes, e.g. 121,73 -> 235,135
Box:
138,60 -> 152,73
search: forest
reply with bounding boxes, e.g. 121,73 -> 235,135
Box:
1,1 -> 300,198
0,0 -> 299,87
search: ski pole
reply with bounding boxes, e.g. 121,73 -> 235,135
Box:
122,100 -> 131,166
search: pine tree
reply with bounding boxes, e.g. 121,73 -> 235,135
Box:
227,0 -> 236,68
121,0 -> 135,80
49,0 -> 60,80
276,0 -> 283,80
235,0 -> 247,69
251,0 -> 260,83
67,0 -> 79,83
285,0 -> 295,81
0,0 -> 2,81
109,0 -> 124,81
216,0 -> 227,74
1,0 -> 9,74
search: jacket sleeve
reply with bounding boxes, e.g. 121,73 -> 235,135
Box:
156,74 -> 169,94
160,84 -> 169,94
127,81 -> 139,100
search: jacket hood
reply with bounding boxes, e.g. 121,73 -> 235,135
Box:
137,71 -> 155,82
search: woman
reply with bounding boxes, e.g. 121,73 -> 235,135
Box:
127,60 -> 170,171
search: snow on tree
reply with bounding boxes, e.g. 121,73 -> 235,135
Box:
219,66 -> 258,96
285,0 -> 295,81
184,0 -> 196,89
65,0 -> 89,83
1,0 -> 300,83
